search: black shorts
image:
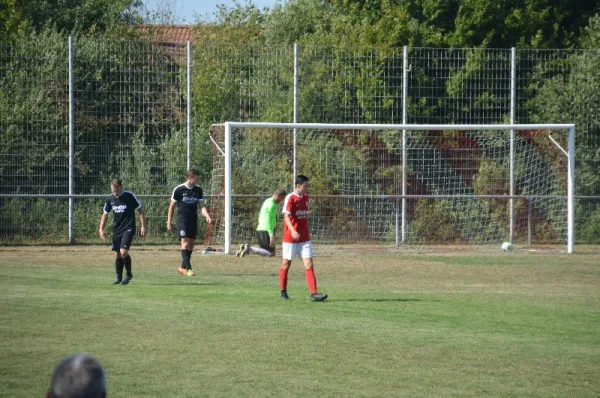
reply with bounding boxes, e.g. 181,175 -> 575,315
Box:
256,231 -> 275,253
112,228 -> 135,252
177,220 -> 198,240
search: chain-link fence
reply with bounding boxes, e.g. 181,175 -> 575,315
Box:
1,36 -> 598,245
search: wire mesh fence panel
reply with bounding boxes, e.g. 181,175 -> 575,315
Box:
515,49 -> 600,235
1,38 -> 598,246
74,39 -> 188,195
0,35 -> 69,242
0,198 -> 70,243
408,48 -> 512,124
0,36 -> 69,196
193,44 -> 293,247
297,46 -> 404,124
71,39 -> 188,242
191,43 -> 294,229
517,49 -> 600,188
73,196 -> 178,244
192,44 -> 293,125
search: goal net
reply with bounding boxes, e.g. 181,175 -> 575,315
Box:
206,123 -> 575,253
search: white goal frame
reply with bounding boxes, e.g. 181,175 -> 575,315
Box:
220,122 -> 576,254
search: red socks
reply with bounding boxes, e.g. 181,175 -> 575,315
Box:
279,268 -> 288,291
280,267 -> 318,294
305,267 -> 317,294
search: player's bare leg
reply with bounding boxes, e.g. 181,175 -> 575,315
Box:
303,258 -> 327,302
280,259 -> 291,300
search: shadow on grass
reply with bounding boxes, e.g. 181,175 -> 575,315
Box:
330,298 -> 428,303
149,282 -> 224,286
217,273 -> 279,277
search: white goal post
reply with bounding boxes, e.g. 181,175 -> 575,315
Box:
210,122 -> 575,254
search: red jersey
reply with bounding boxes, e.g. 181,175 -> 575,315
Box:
282,192 -> 310,243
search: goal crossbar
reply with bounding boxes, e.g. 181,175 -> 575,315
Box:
220,122 -> 574,131
219,122 -> 575,254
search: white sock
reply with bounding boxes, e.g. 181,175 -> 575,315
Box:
249,246 -> 272,257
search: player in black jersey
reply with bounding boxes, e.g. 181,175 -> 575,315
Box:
99,179 -> 146,285
167,169 -> 212,276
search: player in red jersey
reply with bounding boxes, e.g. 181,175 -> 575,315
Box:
279,175 -> 327,302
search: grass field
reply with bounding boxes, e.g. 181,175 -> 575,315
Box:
1,245 -> 599,397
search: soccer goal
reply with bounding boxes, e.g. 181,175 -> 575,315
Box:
207,123 -> 575,254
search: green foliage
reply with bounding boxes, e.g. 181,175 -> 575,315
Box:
73,198 -> 103,242
411,199 -> 462,243
0,198 -> 67,242
473,158 -> 508,195
264,0 -> 332,45
375,165 -> 403,195
576,202 -> 600,244
0,29 -> 68,194
444,48 -> 511,123
320,0 -> 450,48
580,13 -> 600,49
471,158 -> 513,240
527,15 -> 600,242
73,37 -> 186,190
263,0 -> 599,49
233,131 -> 291,194
0,0 -> 23,37
449,0 -> 600,48
0,29 -> 188,241
111,133 -> 180,194
2,1 -> 600,245
0,0 -> 143,37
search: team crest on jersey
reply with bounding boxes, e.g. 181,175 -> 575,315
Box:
180,230 -> 185,237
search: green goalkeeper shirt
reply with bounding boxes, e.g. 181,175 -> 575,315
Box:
256,197 -> 277,237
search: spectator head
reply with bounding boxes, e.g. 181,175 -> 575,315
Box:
47,354 -> 106,398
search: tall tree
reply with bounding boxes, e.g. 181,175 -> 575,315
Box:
450,0 -> 600,48
0,0 -> 143,37
264,0 -> 600,49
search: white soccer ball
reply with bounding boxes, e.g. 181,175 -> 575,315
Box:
501,241 -> 513,251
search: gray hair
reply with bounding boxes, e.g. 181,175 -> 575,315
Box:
48,354 -> 106,398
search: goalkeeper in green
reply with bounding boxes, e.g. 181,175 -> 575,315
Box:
237,188 -> 287,257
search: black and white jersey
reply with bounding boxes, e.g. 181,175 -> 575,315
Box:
171,184 -> 204,223
103,191 -> 143,236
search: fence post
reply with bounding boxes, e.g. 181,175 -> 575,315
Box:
401,45 -> 408,245
224,122 -> 232,254
567,126 -> 575,254
395,198 -> 400,246
527,196 -> 532,246
187,40 -> 192,170
293,43 -> 299,183
68,36 -> 75,244
509,47 -> 516,243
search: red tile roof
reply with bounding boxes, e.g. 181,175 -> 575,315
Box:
138,25 -> 194,44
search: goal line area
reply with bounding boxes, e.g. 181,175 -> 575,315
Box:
206,123 -> 575,254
